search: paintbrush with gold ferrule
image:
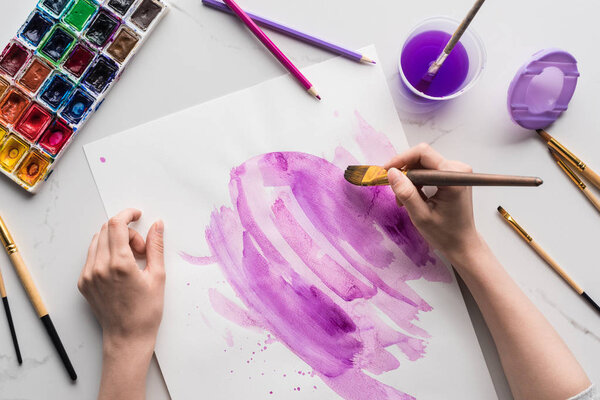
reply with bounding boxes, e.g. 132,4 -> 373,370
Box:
344,166 -> 543,187
549,149 -> 600,213
537,129 -> 600,190
498,206 -> 600,315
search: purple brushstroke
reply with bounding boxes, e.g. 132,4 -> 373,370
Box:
185,113 -> 452,399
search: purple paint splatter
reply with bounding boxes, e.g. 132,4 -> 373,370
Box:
184,113 -> 451,399
99,156 -> 106,163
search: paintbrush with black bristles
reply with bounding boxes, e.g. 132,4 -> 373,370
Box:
344,166 -> 543,187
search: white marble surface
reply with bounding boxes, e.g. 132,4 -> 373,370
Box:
0,0 -> 598,399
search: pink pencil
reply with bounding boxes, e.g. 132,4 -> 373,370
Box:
223,0 -> 321,100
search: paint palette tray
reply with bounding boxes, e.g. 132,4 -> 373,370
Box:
0,0 -> 168,193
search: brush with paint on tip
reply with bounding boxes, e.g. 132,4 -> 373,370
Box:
344,165 -> 543,187
415,0 -> 486,93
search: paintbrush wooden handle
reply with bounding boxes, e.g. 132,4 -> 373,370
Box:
581,167 -> 600,191
529,241 -> 583,294
405,170 -> 542,187
444,0 -> 486,54
0,267 -> 6,298
582,187 -> 600,213
9,252 -> 48,318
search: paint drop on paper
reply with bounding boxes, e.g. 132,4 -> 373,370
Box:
100,156 -> 106,163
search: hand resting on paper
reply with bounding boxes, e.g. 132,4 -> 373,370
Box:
386,144 -> 593,400
78,208 -> 165,400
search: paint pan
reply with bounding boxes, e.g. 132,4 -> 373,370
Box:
107,27 -> 139,63
16,150 -> 51,187
131,0 -> 164,31
62,42 -> 95,77
0,0 -> 168,192
85,10 -> 120,48
15,103 -> 53,142
0,135 -> 29,172
63,0 -> 98,32
39,119 -> 73,156
0,89 -> 30,126
82,55 -> 118,94
19,58 -> 53,93
39,25 -> 77,64
107,0 -> 137,16
39,72 -> 74,110
61,87 -> 94,124
19,10 -> 55,47
39,0 -> 73,18
0,42 -> 31,77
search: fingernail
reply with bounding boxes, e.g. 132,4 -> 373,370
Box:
156,220 -> 164,234
387,168 -> 400,184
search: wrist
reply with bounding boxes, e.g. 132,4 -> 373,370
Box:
103,332 -> 156,362
441,231 -> 488,268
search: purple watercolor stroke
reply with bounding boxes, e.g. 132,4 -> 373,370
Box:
182,113 -> 452,399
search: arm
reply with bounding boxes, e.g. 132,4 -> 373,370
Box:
384,144 -> 591,400
78,209 -> 165,400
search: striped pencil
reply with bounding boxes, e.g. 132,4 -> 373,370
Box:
202,0 -> 375,64
222,0 -> 321,99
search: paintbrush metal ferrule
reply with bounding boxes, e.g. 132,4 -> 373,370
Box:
497,206 -> 532,242
537,129 -> 586,171
0,217 -> 17,255
551,151 -> 586,190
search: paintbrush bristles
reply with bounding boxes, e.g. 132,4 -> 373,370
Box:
344,166 -> 389,186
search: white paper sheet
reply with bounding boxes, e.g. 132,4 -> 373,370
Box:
84,46 -> 496,400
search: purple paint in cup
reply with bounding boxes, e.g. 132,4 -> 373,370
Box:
399,17 -> 486,102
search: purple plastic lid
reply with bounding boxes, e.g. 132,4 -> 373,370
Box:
507,49 -> 579,130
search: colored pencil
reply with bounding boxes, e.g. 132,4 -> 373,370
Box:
0,264 -> 22,364
202,0 -> 375,64
221,0 -> 321,99
498,206 -> 600,315
0,216 -> 77,380
344,165 -> 543,187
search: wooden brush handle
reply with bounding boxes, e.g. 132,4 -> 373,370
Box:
444,0 -> 486,54
405,170 -> 541,186
529,241 -> 583,295
0,267 -> 6,298
9,252 -> 47,317
582,187 -> 600,213
582,167 -> 600,191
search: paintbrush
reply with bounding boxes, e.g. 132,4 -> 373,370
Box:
537,129 -> 600,190
415,0 -> 486,92
344,166 -> 543,187
549,149 -> 600,214
0,263 -> 22,364
498,206 -> 600,315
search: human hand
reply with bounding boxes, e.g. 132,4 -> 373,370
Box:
384,143 -> 482,262
78,209 -> 165,351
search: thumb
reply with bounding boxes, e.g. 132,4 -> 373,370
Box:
387,168 -> 428,216
146,220 -> 165,278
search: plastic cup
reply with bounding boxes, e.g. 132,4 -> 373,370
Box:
398,16 -> 486,102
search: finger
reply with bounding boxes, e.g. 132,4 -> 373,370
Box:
145,220 -> 165,280
129,228 -> 146,256
387,168 -> 429,217
95,223 -> 110,267
83,233 -> 99,274
384,143 -> 446,171
79,233 -> 99,293
107,208 -> 142,259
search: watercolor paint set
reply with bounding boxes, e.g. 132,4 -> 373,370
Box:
0,0 -> 168,193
